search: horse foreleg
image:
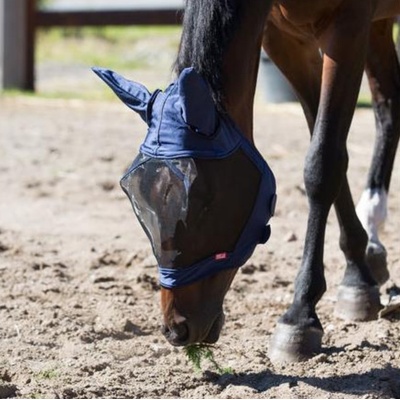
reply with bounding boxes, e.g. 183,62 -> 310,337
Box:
261,18 -> 322,131
268,2 -> 379,363
262,22 -> 326,362
356,18 -> 400,285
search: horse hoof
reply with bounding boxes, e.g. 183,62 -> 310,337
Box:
366,242 -> 389,286
335,285 -> 382,321
268,322 -> 323,363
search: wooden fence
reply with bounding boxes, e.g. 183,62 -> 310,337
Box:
0,0 -> 183,91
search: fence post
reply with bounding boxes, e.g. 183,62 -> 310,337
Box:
0,0 -> 35,91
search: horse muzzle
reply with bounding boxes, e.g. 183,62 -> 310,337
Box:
161,311 -> 225,346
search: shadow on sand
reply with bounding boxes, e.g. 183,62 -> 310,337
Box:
203,363 -> 400,397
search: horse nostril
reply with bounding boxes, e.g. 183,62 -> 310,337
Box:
175,322 -> 189,342
161,322 -> 189,345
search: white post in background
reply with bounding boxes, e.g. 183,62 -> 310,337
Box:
0,0 -> 35,91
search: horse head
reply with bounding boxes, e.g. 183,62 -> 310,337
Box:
93,66 -> 276,346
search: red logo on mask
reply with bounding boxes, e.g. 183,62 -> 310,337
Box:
215,252 -> 228,260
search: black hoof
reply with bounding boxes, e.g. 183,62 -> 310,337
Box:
268,323 -> 323,363
366,242 -> 389,286
335,285 -> 382,321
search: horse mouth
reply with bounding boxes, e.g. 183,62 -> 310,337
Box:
161,312 -> 225,346
200,312 -> 225,344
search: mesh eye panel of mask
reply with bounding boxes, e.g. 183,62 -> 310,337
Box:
121,155 -> 197,267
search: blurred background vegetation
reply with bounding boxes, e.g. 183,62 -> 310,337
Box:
37,0 -> 52,7
35,25 -> 182,99
28,0 -> 182,99
37,26 -> 181,71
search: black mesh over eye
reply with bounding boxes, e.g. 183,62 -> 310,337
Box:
121,149 -> 260,269
121,155 -> 197,267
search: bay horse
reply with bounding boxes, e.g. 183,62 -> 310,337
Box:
102,0 -> 399,363
161,0 -> 400,363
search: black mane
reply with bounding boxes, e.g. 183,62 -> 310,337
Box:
175,0 -> 242,111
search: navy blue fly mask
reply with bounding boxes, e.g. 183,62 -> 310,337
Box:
93,66 -> 277,288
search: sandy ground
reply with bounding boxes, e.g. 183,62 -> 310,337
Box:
0,87 -> 400,399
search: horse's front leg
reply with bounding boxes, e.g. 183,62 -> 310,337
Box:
269,1 -> 377,363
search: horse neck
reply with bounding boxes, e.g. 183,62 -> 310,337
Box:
176,0 -> 271,141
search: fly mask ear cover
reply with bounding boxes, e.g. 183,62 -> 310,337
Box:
92,66 -> 277,288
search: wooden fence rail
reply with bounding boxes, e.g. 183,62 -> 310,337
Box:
36,8 -> 183,27
0,0 -> 183,91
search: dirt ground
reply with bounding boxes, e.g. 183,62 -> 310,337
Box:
1,86 -> 400,399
